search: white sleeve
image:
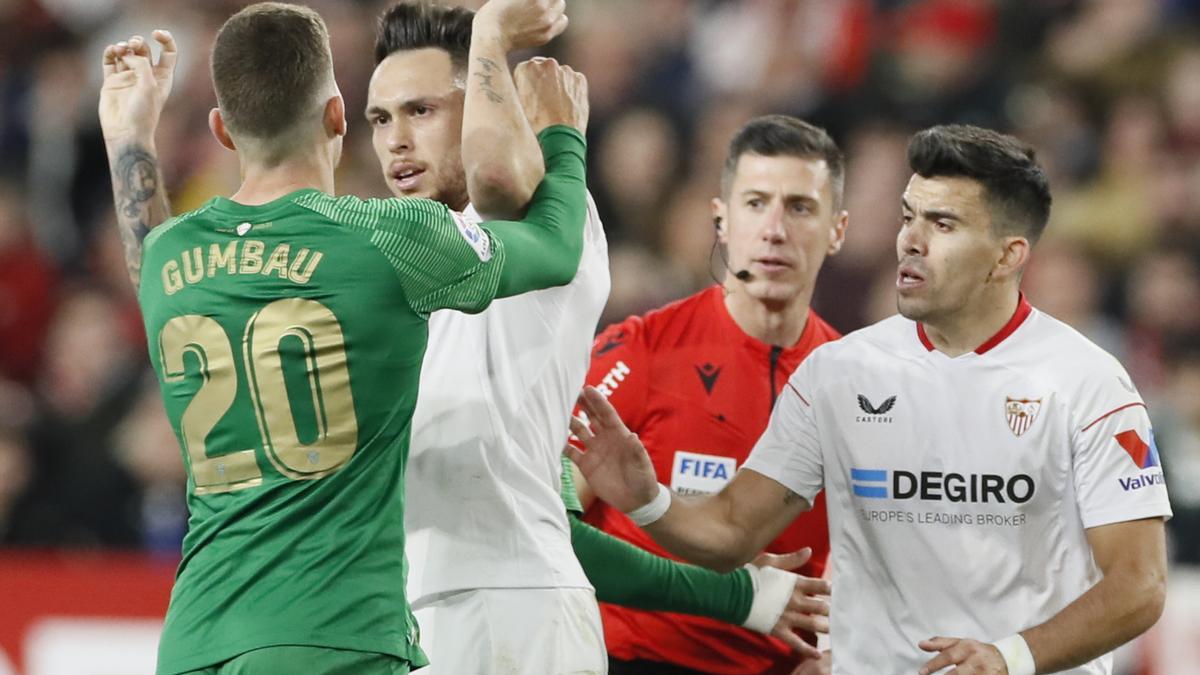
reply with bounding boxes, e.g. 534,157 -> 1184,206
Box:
742,363 -> 824,504
1072,374 -> 1172,529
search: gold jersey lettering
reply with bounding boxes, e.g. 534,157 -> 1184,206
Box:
181,247 -> 205,284
208,241 -> 238,278
261,243 -> 291,279
288,249 -> 323,284
240,240 -> 264,274
163,259 -> 184,295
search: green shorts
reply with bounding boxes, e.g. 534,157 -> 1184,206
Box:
181,646 -> 411,675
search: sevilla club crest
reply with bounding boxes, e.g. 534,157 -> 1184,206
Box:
1005,397 -> 1042,437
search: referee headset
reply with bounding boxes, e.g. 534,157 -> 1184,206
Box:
710,215 -> 752,282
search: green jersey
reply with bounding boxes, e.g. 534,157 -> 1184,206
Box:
140,127 -> 587,673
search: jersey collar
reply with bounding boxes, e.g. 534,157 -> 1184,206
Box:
916,293 -> 1033,355
710,285 -> 821,357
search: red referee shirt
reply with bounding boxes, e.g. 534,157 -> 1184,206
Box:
583,286 -> 838,674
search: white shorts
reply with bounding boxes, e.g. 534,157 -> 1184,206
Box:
413,587 -> 606,675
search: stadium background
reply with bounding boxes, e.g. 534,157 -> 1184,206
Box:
0,0 -> 1197,672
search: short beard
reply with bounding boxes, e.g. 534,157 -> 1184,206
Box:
436,164 -> 470,212
896,295 -> 933,323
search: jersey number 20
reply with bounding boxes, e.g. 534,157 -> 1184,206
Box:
158,298 -> 358,495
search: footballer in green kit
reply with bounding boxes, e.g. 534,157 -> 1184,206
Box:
98,2 -> 583,673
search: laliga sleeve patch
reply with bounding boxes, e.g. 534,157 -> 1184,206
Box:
451,210 -> 493,262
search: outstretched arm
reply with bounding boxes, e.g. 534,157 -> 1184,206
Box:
463,0 -> 568,218
569,513 -> 829,660
567,386 -> 809,572
99,30 -> 178,287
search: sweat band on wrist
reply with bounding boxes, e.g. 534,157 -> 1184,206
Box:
626,483 -> 671,527
740,564 -> 794,633
992,633 -> 1036,675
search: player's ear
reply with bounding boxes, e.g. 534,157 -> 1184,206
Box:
827,209 -> 849,256
208,108 -> 237,152
712,197 -> 729,245
323,94 -> 347,139
994,236 -> 1030,282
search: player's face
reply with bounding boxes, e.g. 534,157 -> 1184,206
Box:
367,48 -> 469,210
715,154 -> 846,306
895,174 -> 1004,323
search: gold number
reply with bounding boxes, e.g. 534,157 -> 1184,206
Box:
244,298 -> 358,479
158,299 -> 359,494
159,315 -> 262,494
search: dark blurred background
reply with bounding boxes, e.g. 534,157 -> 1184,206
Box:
0,0 -> 1197,671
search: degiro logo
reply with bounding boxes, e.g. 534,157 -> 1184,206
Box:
851,468 -> 1035,504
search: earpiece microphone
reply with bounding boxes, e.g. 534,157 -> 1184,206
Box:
713,216 -> 752,282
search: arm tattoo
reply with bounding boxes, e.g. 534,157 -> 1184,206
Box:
783,489 -> 806,506
110,144 -> 169,287
474,57 -> 505,104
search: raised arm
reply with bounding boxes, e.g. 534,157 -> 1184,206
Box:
462,0 -> 566,218
567,386 -> 809,572
99,30 -> 178,287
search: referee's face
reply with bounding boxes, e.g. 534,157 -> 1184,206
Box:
715,153 -> 847,306
896,174 -> 1004,323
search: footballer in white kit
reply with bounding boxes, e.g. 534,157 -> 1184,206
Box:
375,5 -> 827,673
568,124 -> 1170,675
744,295 -> 1171,673
407,191 -> 609,673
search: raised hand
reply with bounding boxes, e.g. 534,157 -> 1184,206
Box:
474,0 -> 569,52
514,57 -> 588,135
99,30 -> 177,143
565,386 -> 660,515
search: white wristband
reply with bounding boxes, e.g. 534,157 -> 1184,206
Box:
991,634 -> 1036,675
626,483 -> 671,527
740,564 -> 795,633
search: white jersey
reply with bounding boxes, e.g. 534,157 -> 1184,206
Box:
744,299 -> 1171,675
405,195 -> 609,606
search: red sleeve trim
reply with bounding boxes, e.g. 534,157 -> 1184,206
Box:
1080,402 -> 1147,433
786,382 -> 810,407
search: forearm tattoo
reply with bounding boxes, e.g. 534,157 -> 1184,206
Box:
111,145 -> 166,286
474,57 -> 505,104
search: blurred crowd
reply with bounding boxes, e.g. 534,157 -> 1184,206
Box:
0,0 -> 1198,569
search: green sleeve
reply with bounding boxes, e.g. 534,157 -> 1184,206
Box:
560,455 -> 584,515
293,191 -> 507,317
568,512 -> 753,624
483,125 -> 588,298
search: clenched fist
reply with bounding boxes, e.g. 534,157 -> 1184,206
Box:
515,57 -> 588,135
474,0 -> 569,52
99,30 -> 178,143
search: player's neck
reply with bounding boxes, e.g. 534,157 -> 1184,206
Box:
723,287 -> 811,348
231,156 -> 336,206
920,285 -> 1020,357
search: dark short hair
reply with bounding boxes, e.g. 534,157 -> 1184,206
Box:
907,124 -> 1052,241
374,2 -> 475,71
211,2 -> 332,140
721,115 -> 845,210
